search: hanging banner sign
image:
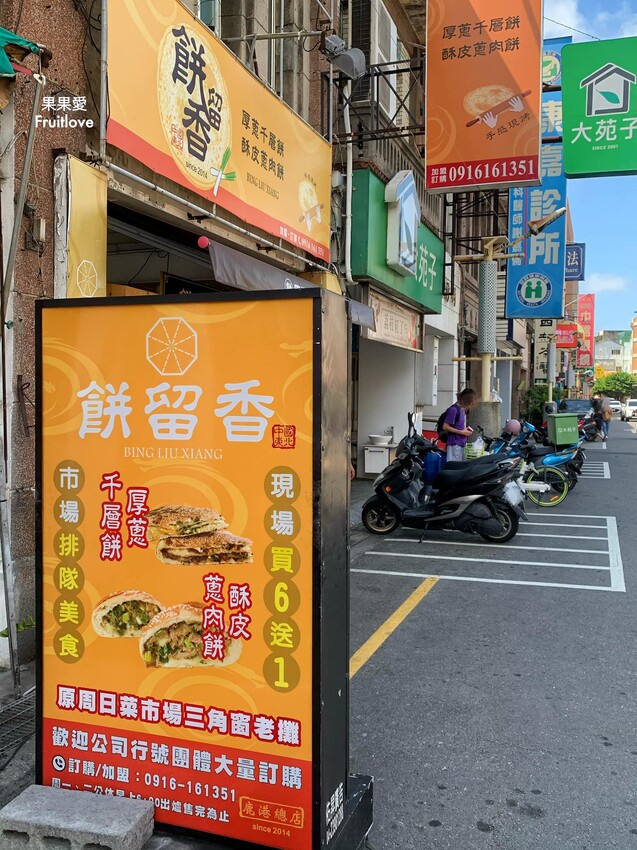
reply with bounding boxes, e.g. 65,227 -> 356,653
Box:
505,143 -> 567,318
106,0 -> 331,260
565,242 -> 586,281
556,322 -> 578,348
37,292 -> 371,849
562,36 -> 637,179
66,157 -> 107,298
425,0 -> 543,192
576,293 -> 595,368
533,318 -> 556,384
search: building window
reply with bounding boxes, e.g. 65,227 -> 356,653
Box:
371,0 -> 397,118
200,0 -> 220,33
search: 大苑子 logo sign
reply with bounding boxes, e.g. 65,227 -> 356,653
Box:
581,62 -> 636,117
157,24 -> 232,194
517,274 -> 552,308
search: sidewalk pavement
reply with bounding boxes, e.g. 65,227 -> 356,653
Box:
0,478 -> 375,845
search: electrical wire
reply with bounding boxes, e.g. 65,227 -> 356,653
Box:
126,251 -> 168,286
14,0 -> 26,31
543,16 -> 601,41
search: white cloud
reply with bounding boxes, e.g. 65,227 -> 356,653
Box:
581,273 -> 628,294
543,0 -> 587,39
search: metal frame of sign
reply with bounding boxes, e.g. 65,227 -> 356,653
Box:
35,289 -> 372,850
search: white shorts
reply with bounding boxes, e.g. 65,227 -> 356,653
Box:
446,444 -> 465,462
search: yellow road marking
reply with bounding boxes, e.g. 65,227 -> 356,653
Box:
349,577 -> 439,679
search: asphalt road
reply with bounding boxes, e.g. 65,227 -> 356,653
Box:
349,417 -> 637,850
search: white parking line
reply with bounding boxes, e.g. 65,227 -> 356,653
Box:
607,516 -> 626,592
524,508 -> 606,529
580,461 -> 610,479
517,532 -> 607,541
365,551 -> 608,571
361,514 -> 625,592
352,568 -> 618,592
387,537 -> 607,555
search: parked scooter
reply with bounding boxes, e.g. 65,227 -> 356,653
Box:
484,419 -> 585,491
361,414 -> 526,542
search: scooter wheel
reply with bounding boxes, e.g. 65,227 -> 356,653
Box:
478,502 -> 519,544
362,498 -> 400,535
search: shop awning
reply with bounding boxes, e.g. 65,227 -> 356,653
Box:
203,239 -> 375,329
0,26 -> 41,77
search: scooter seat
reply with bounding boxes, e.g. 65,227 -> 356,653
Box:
444,455 -> 498,471
526,446 -> 554,459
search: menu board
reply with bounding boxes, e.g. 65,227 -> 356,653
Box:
38,294 -> 318,849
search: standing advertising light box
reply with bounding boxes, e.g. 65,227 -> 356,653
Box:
36,290 -> 372,850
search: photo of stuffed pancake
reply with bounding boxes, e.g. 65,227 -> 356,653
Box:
92,590 -> 163,638
139,603 -> 242,668
146,505 -> 228,542
156,529 -> 254,565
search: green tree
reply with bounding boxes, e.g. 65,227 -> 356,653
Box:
521,384 -> 565,426
593,371 -> 637,399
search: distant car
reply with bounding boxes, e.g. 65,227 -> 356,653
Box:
608,399 -> 622,415
558,399 -> 593,418
621,399 -> 637,421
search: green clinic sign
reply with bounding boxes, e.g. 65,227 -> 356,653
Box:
350,169 -> 443,314
562,36 -> 637,178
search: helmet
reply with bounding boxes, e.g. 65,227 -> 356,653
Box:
504,419 -> 521,435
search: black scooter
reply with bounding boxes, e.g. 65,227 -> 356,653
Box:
361,414 -> 526,543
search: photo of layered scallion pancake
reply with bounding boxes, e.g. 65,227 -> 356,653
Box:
156,529 -> 254,565
139,603 -> 242,668
147,504 -> 229,542
92,590 -> 163,638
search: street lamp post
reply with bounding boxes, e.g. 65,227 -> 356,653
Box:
454,207 -> 567,403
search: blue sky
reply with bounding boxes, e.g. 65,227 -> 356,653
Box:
545,0 -> 637,332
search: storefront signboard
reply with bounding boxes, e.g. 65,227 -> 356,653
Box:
106,1 -> 331,261
425,0 -> 543,191
366,290 -> 423,351
37,291 -> 371,848
576,293 -> 595,368
562,37 -> 637,178
505,143 -> 566,318
351,170 -> 443,315
565,243 -> 586,281
556,322 -> 578,348
533,318 -> 556,384
66,157 -> 107,298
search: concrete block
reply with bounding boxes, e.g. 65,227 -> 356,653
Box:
0,785 -> 154,850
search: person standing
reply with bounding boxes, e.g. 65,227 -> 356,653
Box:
591,393 -> 604,441
443,388 -> 477,462
600,394 -> 612,441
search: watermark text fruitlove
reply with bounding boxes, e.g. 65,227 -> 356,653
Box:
35,95 -> 94,129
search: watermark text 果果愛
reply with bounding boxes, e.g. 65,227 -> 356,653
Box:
35,94 -> 95,129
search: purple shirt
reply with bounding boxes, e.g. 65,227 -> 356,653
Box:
444,403 -> 467,447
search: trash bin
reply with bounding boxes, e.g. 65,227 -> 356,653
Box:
547,413 -> 579,446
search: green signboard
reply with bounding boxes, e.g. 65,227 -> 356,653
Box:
350,169 -> 443,314
562,37 -> 637,178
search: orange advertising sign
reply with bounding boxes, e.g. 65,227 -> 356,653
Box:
426,0 -> 542,191
556,322 -> 578,349
38,296 -> 316,847
106,0 -> 331,261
